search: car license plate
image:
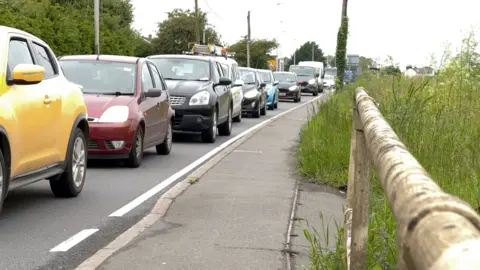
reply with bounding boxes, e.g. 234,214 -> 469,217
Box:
279,93 -> 286,96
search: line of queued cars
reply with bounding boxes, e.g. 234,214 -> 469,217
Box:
0,26 -> 301,211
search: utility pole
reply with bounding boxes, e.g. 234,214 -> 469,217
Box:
202,29 -> 206,44
194,0 -> 200,44
94,0 -> 100,54
293,52 -> 296,65
247,11 -> 251,68
341,0 -> 348,17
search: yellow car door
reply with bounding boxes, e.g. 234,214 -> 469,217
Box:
30,41 -> 63,163
5,37 -> 52,176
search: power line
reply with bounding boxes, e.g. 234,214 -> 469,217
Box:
202,0 -> 223,21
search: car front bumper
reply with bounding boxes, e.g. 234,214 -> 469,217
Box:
242,97 -> 260,112
88,120 -> 136,159
278,89 -> 299,100
171,104 -> 215,132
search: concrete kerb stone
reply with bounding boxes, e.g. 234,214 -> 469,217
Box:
75,99 -> 321,270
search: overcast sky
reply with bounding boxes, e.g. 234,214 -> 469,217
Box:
130,0 -> 479,69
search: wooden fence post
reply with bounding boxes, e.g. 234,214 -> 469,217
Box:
345,99 -> 357,270
350,101 -> 371,270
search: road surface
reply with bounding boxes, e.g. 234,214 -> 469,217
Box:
0,95 -> 318,270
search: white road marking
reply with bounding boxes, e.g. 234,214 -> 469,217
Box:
233,149 -> 263,154
50,229 -> 99,252
108,95 -> 324,217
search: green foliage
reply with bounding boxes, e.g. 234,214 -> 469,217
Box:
0,0 -> 139,56
286,41 -> 327,69
382,65 -> 401,75
326,55 -> 336,67
359,56 -> 376,71
335,16 -> 349,89
151,8 -> 222,55
299,32 -> 480,268
227,38 -> 279,69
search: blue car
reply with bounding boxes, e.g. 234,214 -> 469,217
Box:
257,69 -> 280,110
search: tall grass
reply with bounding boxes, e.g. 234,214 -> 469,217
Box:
298,33 -> 480,269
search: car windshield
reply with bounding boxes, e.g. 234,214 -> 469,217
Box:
150,58 -> 210,81
325,75 -> 335,80
290,66 -> 315,76
274,73 -> 296,82
257,71 -> 272,83
59,60 -> 136,95
239,69 -> 256,84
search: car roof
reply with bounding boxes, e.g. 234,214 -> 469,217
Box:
238,67 -> 256,71
147,54 -> 213,62
215,57 -> 238,65
0,26 -> 50,47
256,69 -> 272,73
274,71 -> 296,74
58,54 -> 141,64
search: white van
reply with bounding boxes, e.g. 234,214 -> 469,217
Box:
216,57 -> 244,122
298,61 -> 325,92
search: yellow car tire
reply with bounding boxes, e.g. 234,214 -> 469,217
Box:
0,149 -> 6,213
49,128 -> 87,197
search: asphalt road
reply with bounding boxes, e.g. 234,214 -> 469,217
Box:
0,94 -> 317,270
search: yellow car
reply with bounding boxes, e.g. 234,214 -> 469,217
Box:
0,26 -> 89,211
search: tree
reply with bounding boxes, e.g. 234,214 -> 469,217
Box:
134,33 -> 154,57
0,0 -> 139,56
152,8 -> 222,55
358,56 -> 376,71
326,55 -> 336,67
285,41 -> 326,70
227,37 -> 279,69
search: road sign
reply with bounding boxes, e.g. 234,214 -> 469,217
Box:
267,59 -> 276,70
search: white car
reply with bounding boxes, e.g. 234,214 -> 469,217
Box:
323,75 -> 336,89
216,57 -> 244,122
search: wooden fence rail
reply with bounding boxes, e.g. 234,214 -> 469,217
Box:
344,87 -> 480,270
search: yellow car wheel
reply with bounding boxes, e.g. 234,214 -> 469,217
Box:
49,128 -> 87,197
0,149 -> 6,213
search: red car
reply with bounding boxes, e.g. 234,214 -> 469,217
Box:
58,55 -> 174,168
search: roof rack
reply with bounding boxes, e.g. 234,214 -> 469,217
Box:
182,43 -> 236,59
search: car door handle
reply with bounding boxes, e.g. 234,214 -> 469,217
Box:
44,97 -> 52,104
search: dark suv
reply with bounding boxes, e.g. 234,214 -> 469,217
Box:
148,55 -> 233,143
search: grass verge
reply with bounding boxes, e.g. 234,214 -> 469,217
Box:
298,33 -> 480,269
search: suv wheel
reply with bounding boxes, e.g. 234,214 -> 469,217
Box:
156,120 -> 172,155
218,106 -> 232,136
50,128 -> 87,197
201,110 -> 217,143
126,127 -> 144,168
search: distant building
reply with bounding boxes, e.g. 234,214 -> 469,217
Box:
414,66 -> 435,76
404,65 -> 417,78
347,54 -> 362,75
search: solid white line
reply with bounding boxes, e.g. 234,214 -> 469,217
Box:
108,95 -> 323,217
50,229 -> 99,252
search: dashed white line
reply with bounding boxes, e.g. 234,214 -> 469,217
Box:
233,149 -> 263,154
50,229 -> 99,252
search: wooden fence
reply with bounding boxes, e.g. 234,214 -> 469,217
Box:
344,87 -> 480,269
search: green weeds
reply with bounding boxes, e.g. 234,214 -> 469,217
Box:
298,33 -> 480,268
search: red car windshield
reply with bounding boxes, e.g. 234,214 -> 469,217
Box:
59,60 -> 136,95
